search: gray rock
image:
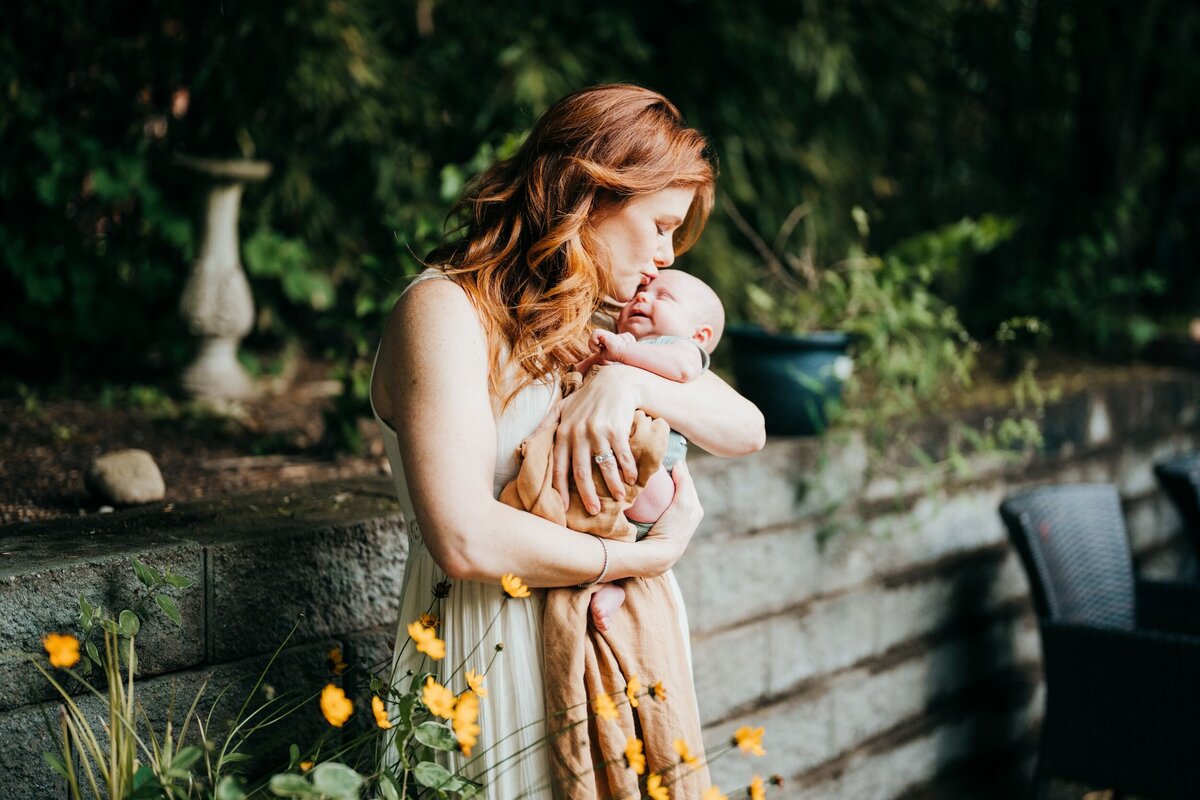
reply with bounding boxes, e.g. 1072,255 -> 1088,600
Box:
84,449 -> 165,506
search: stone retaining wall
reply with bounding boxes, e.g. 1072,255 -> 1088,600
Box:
1,369 -> 1197,798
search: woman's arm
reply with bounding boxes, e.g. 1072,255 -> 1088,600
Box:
552,363 -> 765,512
373,280 -> 703,587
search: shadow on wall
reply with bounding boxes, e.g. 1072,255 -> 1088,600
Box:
922,556 -> 1032,799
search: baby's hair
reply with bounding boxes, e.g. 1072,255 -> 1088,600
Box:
662,271 -> 726,353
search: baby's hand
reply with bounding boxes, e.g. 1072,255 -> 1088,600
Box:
590,330 -> 637,365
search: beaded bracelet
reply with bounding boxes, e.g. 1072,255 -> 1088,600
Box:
577,535 -> 610,588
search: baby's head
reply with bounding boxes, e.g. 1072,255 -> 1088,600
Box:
616,270 -> 725,353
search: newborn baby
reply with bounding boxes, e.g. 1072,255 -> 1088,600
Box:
576,269 -> 725,630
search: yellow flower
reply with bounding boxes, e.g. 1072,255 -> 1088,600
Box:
422,676 -> 457,720
625,674 -> 641,708
328,646 -> 348,676
299,761 -> 314,772
749,775 -> 764,800
453,689 -> 480,756
501,573 -> 531,599
418,612 -> 439,629
624,737 -> 645,775
701,787 -> 727,800
464,669 -> 488,698
407,621 -> 446,660
592,692 -> 618,721
372,695 -> 392,729
43,633 -> 81,669
650,681 -> 667,702
646,773 -> 669,800
673,738 -> 700,767
320,684 -> 353,727
733,725 -> 765,756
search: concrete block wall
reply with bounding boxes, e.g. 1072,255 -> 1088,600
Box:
679,371 -> 1200,798
1,369 -> 1197,797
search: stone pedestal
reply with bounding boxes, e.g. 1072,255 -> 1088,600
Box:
175,155 -> 272,401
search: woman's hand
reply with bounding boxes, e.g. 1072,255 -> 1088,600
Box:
635,462 -> 703,575
553,364 -> 647,513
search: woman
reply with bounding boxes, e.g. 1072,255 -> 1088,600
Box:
370,84 -> 764,798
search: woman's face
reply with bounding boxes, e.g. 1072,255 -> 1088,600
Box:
590,187 -> 696,303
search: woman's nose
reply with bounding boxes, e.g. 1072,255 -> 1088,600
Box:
654,243 -> 675,268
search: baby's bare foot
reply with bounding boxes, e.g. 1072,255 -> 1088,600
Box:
589,583 -> 627,632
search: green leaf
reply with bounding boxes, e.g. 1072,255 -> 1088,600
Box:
378,772 -> 401,800
100,618 -> 120,634
310,762 -> 364,798
170,745 -> 203,773
78,595 -> 93,624
413,761 -> 454,789
289,743 -> 301,765
128,782 -> 162,800
215,776 -> 248,800
86,640 -> 100,665
131,557 -> 158,588
119,609 -> 141,637
42,752 -> 70,781
157,594 -> 182,626
131,764 -> 155,788
414,721 -> 459,751
395,691 -> 417,730
219,752 -> 253,768
268,773 -> 318,797
164,571 -> 194,590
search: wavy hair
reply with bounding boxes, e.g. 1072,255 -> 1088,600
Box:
425,84 -> 717,406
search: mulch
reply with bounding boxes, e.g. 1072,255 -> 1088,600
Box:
0,360 -> 388,527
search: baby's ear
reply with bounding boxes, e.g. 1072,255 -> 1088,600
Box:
692,325 -> 714,348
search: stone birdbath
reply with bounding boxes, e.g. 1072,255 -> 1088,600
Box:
174,154 -> 272,401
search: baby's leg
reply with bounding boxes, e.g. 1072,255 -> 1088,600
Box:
591,467 -> 677,631
625,467 -> 675,525
589,583 -> 626,632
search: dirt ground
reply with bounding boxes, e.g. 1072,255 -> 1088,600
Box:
0,359 -> 389,526
2,347 -> 1190,528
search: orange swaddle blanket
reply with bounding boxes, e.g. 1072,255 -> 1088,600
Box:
499,409 -> 710,799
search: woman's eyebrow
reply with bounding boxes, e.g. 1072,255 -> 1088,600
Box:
658,215 -> 683,227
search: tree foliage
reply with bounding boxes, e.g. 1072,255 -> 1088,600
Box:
2,0 -> 1196,390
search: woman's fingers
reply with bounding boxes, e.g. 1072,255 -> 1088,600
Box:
613,436 -> 638,487
572,437 -> 601,513
553,365 -> 642,514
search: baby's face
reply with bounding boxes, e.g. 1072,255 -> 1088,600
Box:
616,271 -> 710,342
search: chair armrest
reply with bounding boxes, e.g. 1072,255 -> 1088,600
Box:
1136,578 -> 1200,635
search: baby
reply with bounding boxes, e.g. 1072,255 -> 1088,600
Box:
576,269 -> 725,630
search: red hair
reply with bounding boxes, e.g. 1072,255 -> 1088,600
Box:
426,83 -> 716,405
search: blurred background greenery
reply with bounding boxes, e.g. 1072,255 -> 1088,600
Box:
2,0 -> 1197,445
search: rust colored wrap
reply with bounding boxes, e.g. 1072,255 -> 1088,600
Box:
499,408 -> 710,799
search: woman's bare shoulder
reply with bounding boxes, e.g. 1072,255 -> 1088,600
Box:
371,276 -> 487,421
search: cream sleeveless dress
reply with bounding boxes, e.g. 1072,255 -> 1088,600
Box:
371,272 -> 694,799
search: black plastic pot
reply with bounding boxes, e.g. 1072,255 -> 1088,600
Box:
727,326 -> 851,436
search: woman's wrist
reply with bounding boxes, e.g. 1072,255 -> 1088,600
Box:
608,536 -> 675,580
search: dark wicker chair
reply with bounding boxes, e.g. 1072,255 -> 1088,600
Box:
1154,453 -> 1200,561
1000,484 -> 1200,800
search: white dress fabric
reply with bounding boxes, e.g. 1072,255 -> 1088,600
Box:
371,271 -> 694,799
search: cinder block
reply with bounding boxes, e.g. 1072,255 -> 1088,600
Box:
207,517 -> 408,662
691,433 -> 867,541
704,686 -> 837,790
693,620 -> 771,725
0,537 -> 204,713
0,703 -> 65,800
677,525 -> 820,636
765,588 -> 882,697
